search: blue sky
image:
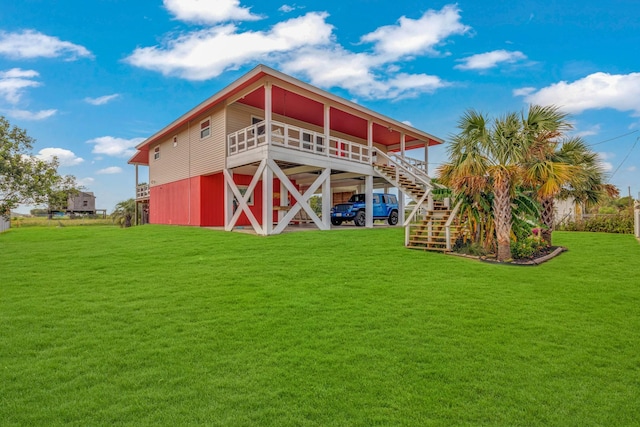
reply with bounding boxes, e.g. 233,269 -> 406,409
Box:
1,0 -> 639,212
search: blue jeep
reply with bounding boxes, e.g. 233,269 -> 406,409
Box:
330,193 -> 399,226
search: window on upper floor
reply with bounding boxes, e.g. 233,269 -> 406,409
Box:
251,116 -> 266,136
154,146 -> 160,160
200,118 -> 211,139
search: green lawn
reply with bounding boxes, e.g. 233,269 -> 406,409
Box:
1,226 -> 639,426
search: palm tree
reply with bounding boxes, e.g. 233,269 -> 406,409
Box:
439,105 -> 576,261
522,108 -> 609,245
439,110 -> 527,261
520,106 -> 574,245
111,198 -> 135,227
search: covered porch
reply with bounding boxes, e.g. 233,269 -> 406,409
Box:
222,75 -> 440,235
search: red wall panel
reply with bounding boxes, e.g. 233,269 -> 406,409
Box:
150,173 -> 294,228
149,177 -> 202,226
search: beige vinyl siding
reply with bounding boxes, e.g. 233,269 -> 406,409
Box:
191,106 -> 225,176
149,107 -> 226,186
149,131 -> 190,186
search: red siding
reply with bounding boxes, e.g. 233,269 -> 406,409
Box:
151,173 -> 291,228
149,176 -> 202,225
200,173 -> 224,226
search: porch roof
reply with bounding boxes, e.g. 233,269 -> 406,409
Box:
128,64 -> 444,166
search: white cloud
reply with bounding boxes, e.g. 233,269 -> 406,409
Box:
282,46 -> 447,99
455,50 -> 527,70
77,177 -> 95,187
127,4 -> 468,99
627,166 -> 637,172
513,87 -> 535,97
126,12 -> 333,80
597,152 -> 614,171
87,136 -> 147,158
96,166 -> 123,174
360,5 -> 470,60
0,30 -> 92,60
279,5 -> 297,13
85,94 -> 120,106
573,124 -> 601,138
7,109 -> 57,120
516,72 -> 640,115
36,147 -> 84,166
163,0 -> 261,24
0,68 -> 40,103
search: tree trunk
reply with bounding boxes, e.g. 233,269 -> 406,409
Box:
540,196 -> 554,246
493,175 -> 512,261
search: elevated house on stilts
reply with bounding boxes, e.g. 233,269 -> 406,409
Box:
128,65 -> 459,250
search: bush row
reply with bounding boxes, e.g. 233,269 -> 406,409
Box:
558,215 -> 633,234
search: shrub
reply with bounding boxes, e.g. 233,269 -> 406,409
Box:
511,236 -> 549,260
558,215 -> 633,234
453,239 -> 488,256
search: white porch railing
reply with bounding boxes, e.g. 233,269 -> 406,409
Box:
227,120 -> 371,165
375,150 -> 433,189
136,184 -> 150,200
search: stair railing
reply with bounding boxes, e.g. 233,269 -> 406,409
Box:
375,151 -> 433,189
404,190 -> 432,246
444,200 -> 462,251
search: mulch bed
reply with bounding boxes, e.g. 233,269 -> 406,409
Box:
448,246 -> 568,266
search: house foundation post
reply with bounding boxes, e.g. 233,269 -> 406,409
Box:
134,164 -> 139,226
424,140 -> 429,174
399,133 -> 405,225
365,174 -> 374,228
224,169 -> 235,231
366,119 -> 374,228
322,168 -> 331,229
262,165 -> 273,235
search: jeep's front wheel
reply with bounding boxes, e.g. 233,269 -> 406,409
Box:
388,210 -> 398,225
331,218 -> 342,226
354,211 -> 366,227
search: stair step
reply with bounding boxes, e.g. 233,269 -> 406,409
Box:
407,244 -> 450,252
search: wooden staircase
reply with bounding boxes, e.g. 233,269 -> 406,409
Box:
406,202 -> 460,252
373,163 -> 426,202
372,152 -> 462,252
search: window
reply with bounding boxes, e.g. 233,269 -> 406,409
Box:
251,116 -> 265,136
384,195 -> 397,204
154,146 -> 160,160
235,185 -> 254,206
83,200 -> 88,207
200,118 -> 211,139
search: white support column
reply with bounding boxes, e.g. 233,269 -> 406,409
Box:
279,181 -> 288,223
424,140 -> 429,175
224,168 -> 234,231
265,81 -> 272,146
224,162 -> 265,234
322,171 -> 331,229
399,133 -> 406,226
324,104 -> 330,157
365,174 -> 373,228
367,120 -> 373,165
269,159 -> 330,234
134,164 -> 139,226
262,166 -> 273,235
366,120 -> 374,227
